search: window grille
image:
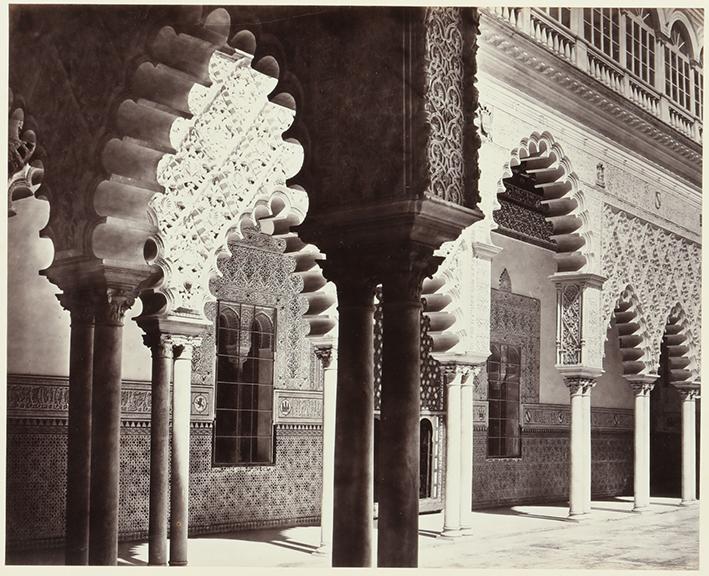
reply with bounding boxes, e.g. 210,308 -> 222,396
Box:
487,342 -> 522,458
214,301 -> 276,466
584,8 -> 620,61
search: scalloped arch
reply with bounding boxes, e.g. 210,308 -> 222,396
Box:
88,7 -> 335,338
659,303 -> 700,384
496,130 -> 589,273
606,285 -> 654,376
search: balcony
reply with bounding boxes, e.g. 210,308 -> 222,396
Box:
486,7 -> 703,144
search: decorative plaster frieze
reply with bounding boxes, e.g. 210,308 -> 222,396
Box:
273,389 -> 323,424
601,205 -> 701,376
521,403 -> 633,432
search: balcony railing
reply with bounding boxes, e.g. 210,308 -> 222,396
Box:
485,7 -> 703,144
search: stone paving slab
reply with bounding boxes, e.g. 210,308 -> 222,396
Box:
5,497 -> 699,569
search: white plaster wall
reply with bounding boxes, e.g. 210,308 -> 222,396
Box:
7,197 -> 151,381
489,232 -> 568,405
595,322 -> 634,409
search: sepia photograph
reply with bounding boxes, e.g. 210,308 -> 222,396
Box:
4,3 -> 703,570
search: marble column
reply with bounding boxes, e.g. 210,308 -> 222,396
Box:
88,290 -> 134,565
60,294 -> 95,565
441,366 -> 463,537
678,388 -> 699,505
314,345 -> 337,557
582,384 -> 594,514
330,276 -> 376,567
459,366 -> 478,533
564,376 -> 594,519
627,376 -> 655,512
146,333 -> 174,565
170,337 -> 198,566
378,256 -> 431,568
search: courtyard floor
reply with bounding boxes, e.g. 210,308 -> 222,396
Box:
6,496 -> 700,570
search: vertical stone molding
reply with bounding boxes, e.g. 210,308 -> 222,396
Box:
313,344 -> 337,557
560,371 -> 600,519
626,375 -> 657,512
377,249 -> 436,568
320,260 -> 377,568
143,332 -> 175,566
89,289 -> 135,566
170,335 -> 201,567
675,384 -> 700,505
58,292 -> 96,565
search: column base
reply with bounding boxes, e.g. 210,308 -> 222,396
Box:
312,544 -> 329,556
169,560 -> 188,567
459,525 -> 474,536
680,499 -> 699,507
438,528 -> 464,539
149,562 -> 168,566
632,505 -> 651,513
567,512 -> 591,522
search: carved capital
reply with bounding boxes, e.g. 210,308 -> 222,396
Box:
676,387 -> 700,402
56,292 -> 95,326
172,335 -> 202,360
626,374 -> 658,396
142,332 -> 175,360
442,362 -> 476,386
314,345 -> 333,369
321,253 -> 378,309
93,289 -> 136,327
564,376 -> 596,396
379,246 -> 440,306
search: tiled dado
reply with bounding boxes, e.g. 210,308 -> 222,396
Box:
472,425 -> 633,509
6,374 -> 325,551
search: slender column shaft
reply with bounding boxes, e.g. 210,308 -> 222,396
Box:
582,387 -> 592,513
64,300 -> 95,565
633,388 -> 649,510
378,281 -> 421,568
148,335 -> 173,565
89,293 -> 132,565
442,373 -> 462,535
316,346 -> 337,554
331,285 -> 375,567
459,375 -> 475,532
681,394 -> 697,504
568,384 -> 585,517
170,341 -> 194,566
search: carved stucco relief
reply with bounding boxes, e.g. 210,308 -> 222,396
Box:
153,49 -> 305,315
191,228 -> 312,392
602,205 -> 701,377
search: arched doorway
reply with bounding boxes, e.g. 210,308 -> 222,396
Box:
650,337 -> 682,496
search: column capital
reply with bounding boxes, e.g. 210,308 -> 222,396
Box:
93,288 -> 136,327
441,360 -> 482,387
172,334 -> 202,360
142,332 -> 176,359
320,252 -> 378,309
57,291 -> 96,325
549,271 -> 606,289
378,245 -> 441,305
626,373 -> 658,396
560,368 -> 600,395
315,345 -> 334,368
675,384 -> 700,401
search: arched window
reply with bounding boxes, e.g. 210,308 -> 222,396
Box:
542,7 -> 570,29
626,9 -> 656,85
584,8 -> 620,61
419,419 -> 434,499
487,342 -> 521,458
665,23 -> 693,111
214,302 -> 276,466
